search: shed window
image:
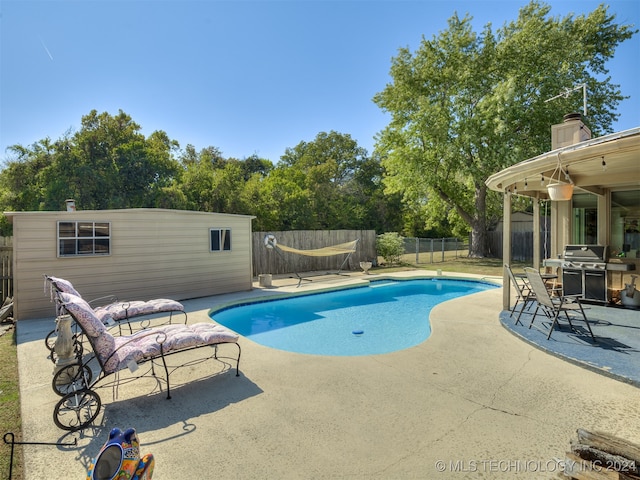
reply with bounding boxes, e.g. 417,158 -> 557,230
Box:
210,228 -> 231,252
58,221 -> 111,257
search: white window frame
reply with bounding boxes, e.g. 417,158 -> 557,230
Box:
57,221 -> 111,257
210,228 -> 232,252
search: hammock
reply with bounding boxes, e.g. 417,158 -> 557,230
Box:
275,240 -> 358,257
264,236 -> 359,285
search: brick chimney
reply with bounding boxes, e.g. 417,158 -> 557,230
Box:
551,113 -> 591,149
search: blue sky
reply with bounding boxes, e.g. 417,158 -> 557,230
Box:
1,1 -> 638,164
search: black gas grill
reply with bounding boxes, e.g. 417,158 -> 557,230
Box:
561,245 -> 609,302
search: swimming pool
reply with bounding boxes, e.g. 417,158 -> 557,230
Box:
210,278 -> 497,356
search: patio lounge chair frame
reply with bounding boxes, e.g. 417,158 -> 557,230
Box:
50,291 -> 241,431
44,275 -> 188,361
45,275 -> 187,331
524,267 -> 596,341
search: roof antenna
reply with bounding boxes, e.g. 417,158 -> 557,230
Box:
545,83 -> 587,117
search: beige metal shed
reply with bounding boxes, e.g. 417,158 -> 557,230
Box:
6,208 -> 255,320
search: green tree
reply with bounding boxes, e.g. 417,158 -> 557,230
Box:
69,109 -> 144,208
348,154 -> 405,233
209,162 -> 248,213
178,148 -> 218,211
240,154 -> 273,180
1,110 -> 181,213
1,138 -> 57,211
176,146 -> 273,214
280,131 -> 358,228
278,131 -> 397,231
373,2 -> 636,257
250,167 -> 314,230
376,232 -> 405,265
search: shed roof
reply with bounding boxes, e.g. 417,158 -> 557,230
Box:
4,207 -> 257,223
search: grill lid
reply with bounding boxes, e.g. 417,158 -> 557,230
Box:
563,244 -> 609,262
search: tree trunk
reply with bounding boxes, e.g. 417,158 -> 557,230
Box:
469,223 -> 487,258
468,183 -> 488,258
435,182 -> 489,258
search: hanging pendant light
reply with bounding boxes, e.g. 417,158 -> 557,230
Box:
547,153 -> 574,201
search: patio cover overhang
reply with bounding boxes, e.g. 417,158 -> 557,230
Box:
486,126 -> 640,310
486,127 -> 640,198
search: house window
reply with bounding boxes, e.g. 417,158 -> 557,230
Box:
571,193 -> 598,244
611,189 -> 640,258
58,221 -> 111,257
210,228 -> 231,252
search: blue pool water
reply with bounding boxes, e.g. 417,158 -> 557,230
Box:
210,279 -> 497,356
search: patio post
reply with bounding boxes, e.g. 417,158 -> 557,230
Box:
502,191 -> 513,310
533,195 -> 541,269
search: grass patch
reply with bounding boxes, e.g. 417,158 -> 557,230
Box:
0,325 -> 23,480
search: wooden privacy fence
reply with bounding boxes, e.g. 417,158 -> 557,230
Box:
253,230 -> 377,276
0,237 -> 13,303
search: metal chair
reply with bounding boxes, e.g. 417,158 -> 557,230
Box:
504,265 -> 535,325
524,267 -> 595,341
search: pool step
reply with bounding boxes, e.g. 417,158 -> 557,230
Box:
369,282 -> 397,288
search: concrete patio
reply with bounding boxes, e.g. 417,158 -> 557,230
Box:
15,270 -> 640,479
501,300 -> 640,387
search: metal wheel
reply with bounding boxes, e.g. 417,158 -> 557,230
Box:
52,363 -> 93,396
45,331 -> 84,364
45,329 -> 58,363
45,329 -> 57,352
53,389 -> 101,431
72,337 -> 84,357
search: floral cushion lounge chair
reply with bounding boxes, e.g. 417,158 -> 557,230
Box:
51,291 -> 241,431
45,275 -> 186,328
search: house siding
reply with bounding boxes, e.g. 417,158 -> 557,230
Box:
9,208 -> 255,320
